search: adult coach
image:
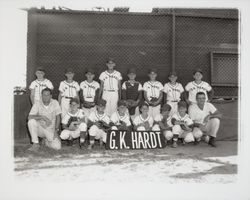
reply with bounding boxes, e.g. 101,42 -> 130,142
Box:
188,92 -> 222,147
27,87 -> 62,151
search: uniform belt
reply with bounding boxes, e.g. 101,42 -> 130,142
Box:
104,89 -> 117,92
168,100 -> 179,102
63,96 -> 72,99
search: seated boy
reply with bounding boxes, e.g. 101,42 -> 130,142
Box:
133,102 -> 154,131
110,100 -> 132,131
152,104 -> 173,144
171,101 -> 194,148
60,98 -> 87,148
87,99 -> 110,149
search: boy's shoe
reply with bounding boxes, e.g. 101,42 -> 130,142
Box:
194,138 -> 201,145
67,139 -> 74,146
208,137 -> 217,147
27,143 -> 40,152
172,141 -> 178,148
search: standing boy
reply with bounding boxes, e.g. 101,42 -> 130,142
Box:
185,68 -> 213,105
99,58 -> 122,116
143,69 -> 163,118
80,68 -> 100,118
60,98 -> 87,148
58,68 -> 80,118
87,99 -> 110,149
110,100 -> 132,131
121,68 -> 143,119
163,71 -> 184,115
171,101 -> 194,148
29,68 -> 54,105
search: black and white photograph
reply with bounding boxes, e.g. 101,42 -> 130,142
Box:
0,0 -> 250,199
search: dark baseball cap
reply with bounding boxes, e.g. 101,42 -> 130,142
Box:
117,100 -> 127,107
106,57 -> 115,64
97,99 -> 107,107
168,71 -> 177,77
36,68 -> 45,72
193,68 -> 203,75
85,68 -> 95,74
161,104 -> 172,112
65,68 -> 74,74
127,68 -> 137,74
148,68 -> 157,74
70,98 -> 80,105
178,101 -> 187,108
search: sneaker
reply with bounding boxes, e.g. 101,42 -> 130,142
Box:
27,143 -> 40,152
208,137 -> 217,147
172,141 -> 178,148
67,139 -> 74,146
204,135 -> 210,143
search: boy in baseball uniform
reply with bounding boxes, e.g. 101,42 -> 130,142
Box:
29,68 -> 54,105
185,68 -> 213,105
152,104 -> 173,144
143,69 -> 163,119
80,68 -> 100,118
189,92 -> 222,147
163,71 -> 184,116
58,68 -> 80,118
133,102 -> 154,131
87,99 -> 110,149
171,101 -> 194,148
110,100 -> 132,131
60,98 -> 87,148
99,58 -> 122,116
121,68 -> 143,119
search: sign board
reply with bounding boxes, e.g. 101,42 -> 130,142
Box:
106,130 -> 166,150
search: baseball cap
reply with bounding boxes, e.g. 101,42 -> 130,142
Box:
127,68 -> 137,74
106,57 -> 115,64
161,104 -> 172,112
117,100 -> 127,107
148,68 -> 157,74
178,101 -> 187,108
139,101 -> 149,108
85,68 -> 95,74
36,68 -> 45,72
65,68 -> 74,74
70,98 -> 80,105
97,99 -> 107,107
168,71 -> 177,77
193,68 -> 203,75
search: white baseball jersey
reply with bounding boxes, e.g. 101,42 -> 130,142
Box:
188,102 -> 217,124
164,82 -> 184,102
29,79 -> 54,101
59,80 -> 80,98
62,109 -> 86,125
99,70 -> 122,91
122,81 -> 143,91
110,111 -> 131,126
143,81 -> 163,101
80,80 -> 100,102
133,114 -> 154,128
185,81 -> 212,103
172,113 -> 193,126
154,114 -> 173,127
88,110 -> 110,124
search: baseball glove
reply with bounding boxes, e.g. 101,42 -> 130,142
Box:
67,116 -> 78,127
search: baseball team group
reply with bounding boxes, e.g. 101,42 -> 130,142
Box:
27,58 -> 222,151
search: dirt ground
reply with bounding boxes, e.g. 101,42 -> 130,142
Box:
14,139 -> 237,183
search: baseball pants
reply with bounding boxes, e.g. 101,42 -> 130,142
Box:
88,125 -> 107,143
60,97 -> 71,118
28,119 -> 61,150
102,91 -> 119,116
193,118 -> 220,139
152,124 -> 173,141
172,125 -> 194,143
148,105 -> 161,119
60,123 -> 87,140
